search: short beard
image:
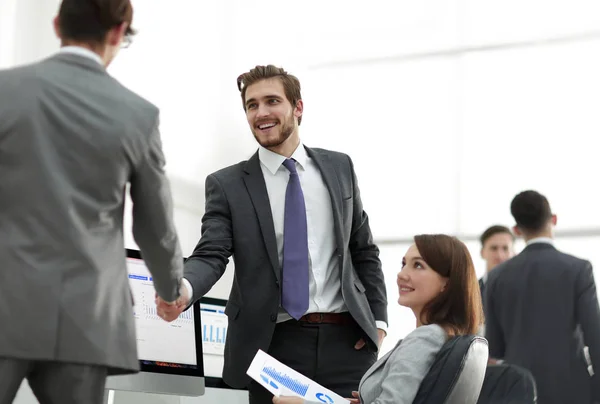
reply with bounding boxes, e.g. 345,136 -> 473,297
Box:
252,116 -> 295,149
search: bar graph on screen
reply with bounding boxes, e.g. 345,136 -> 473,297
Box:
200,303 -> 228,356
126,257 -> 196,365
203,324 -> 227,344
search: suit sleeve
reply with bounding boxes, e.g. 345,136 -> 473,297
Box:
364,325 -> 447,404
484,274 -> 505,359
347,156 -> 388,325
129,118 -> 183,302
574,261 -> 600,397
183,173 -> 233,303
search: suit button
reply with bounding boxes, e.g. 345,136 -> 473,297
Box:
270,314 -> 277,322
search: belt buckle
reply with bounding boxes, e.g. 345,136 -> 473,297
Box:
307,313 -> 324,323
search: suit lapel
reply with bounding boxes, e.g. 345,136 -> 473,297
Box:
305,147 -> 344,251
242,152 -> 280,282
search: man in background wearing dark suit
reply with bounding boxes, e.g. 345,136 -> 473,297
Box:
157,65 -> 388,404
485,190 -> 600,404
478,225 -> 515,307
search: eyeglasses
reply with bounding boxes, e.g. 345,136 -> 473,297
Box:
121,35 -> 133,49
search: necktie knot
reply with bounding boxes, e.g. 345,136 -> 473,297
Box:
282,159 -> 298,175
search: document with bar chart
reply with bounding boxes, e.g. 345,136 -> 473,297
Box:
247,350 -> 350,404
126,257 -> 197,366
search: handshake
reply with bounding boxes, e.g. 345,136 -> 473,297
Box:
155,280 -> 190,322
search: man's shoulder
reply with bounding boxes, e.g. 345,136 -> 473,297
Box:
490,247 -> 590,285
0,62 -> 32,78
555,249 -> 589,265
0,56 -> 158,118
307,146 -> 351,162
209,158 -> 254,181
524,244 -> 588,269
0,60 -> 43,90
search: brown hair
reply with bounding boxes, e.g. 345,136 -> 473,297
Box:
414,234 -> 483,336
237,65 -> 303,125
480,225 -> 514,247
58,0 -> 136,44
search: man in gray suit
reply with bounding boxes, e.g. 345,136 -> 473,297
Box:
0,1 -> 184,403
485,190 -> 600,404
157,65 -> 388,403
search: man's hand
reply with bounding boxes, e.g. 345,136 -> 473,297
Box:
354,328 -> 386,350
155,281 -> 190,322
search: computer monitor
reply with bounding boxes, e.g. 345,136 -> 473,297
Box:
104,249 -> 205,396
199,297 -> 237,389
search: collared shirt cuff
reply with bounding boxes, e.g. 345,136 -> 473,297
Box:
182,278 -> 194,303
375,320 -> 388,334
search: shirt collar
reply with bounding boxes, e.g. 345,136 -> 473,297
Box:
258,143 -> 307,175
526,237 -> 554,246
59,46 -> 103,66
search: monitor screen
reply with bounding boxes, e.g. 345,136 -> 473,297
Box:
105,249 -> 204,396
200,297 -> 235,388
127,250 -> 202,374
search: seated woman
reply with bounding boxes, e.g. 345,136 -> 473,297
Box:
273,234 -> 483,404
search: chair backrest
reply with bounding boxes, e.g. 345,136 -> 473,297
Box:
413,335 -> 489,404
476,364 -> 537,404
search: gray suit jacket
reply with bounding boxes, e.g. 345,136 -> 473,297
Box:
0,53 -> 183,374
357,324 -> 447,404
485,243 -> 600,404
184,147 -> 387,387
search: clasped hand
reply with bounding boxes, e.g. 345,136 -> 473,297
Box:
155,282 -> 190,322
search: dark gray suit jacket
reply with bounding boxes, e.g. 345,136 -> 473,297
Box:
485,243 -> 600,404
184,146 -> 387,388
0,53 -> 183,374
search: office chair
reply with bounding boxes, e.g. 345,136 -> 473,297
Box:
413,335 -> 489,404
476,363 -> 537,403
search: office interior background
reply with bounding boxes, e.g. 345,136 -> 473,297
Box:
2,0 -> 600,401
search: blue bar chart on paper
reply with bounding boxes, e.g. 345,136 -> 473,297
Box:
200,304 -> 228,356
261,367 -> 309,396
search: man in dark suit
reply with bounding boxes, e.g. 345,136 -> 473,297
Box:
485,190 -> 600,404
0,1 -> 184,402
478,225 -> 515,306
157,65 -> 388,403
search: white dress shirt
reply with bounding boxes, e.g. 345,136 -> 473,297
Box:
526,237 -> 554,246
184,143 -> 386,331
59,46 -> 103,66
260,144 -> 344,323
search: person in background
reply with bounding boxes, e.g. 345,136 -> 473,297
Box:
0,1 -> 185,402
156,65 -> 388,403
485,190 -> 600,404
478,225 -> 515,307
274,234 -> 484,404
